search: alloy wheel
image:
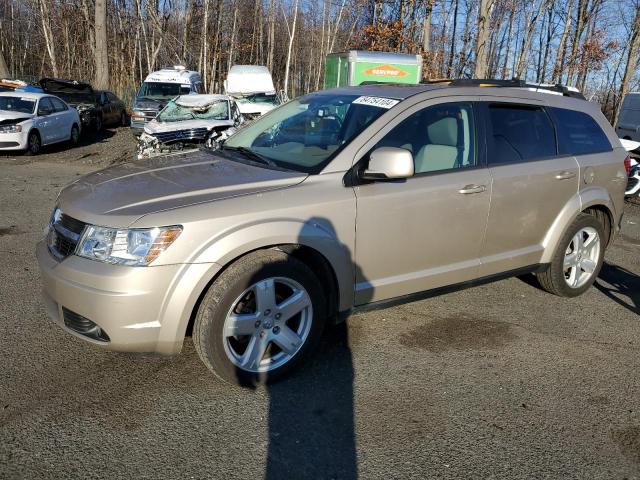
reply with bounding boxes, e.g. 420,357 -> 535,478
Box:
563,226 -> 600,288
222,277 -> 313,373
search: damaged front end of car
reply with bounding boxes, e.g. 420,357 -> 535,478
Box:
136,94 -> 243,159
136,125 -> 238,159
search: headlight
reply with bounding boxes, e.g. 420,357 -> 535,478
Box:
132,111 -> 146,121
77,225 -> 182,266
0,124 -> 22,133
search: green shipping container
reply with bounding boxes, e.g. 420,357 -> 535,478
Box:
324,51 -> 422,89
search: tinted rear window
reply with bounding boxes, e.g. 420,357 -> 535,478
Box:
488,104 -> 556,165
549,107 -> 612,156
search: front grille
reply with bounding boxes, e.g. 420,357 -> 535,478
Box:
153,127 -> 209,144
141,110 -> 158,121
48,213 -> 86,260
62,307 -> 110,342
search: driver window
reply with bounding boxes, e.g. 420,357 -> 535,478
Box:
38,98 -> 54,115
375,102 -> 476,174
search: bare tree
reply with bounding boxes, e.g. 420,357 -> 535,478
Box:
94,0 -> 109,89
0,48 -> 8,78
283,0 -> 299,96
474,0 -> 494,78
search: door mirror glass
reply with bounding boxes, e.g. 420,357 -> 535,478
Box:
362,147 -> 414,180
38,106 -> 52,116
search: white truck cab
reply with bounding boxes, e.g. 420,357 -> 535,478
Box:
616,92 -> 640,141
131,66 -> 204,136
224,65 -> 281,121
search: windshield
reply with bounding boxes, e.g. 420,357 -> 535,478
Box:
236,93 -> 280,106
157,99 -> 230,122
138,82 -> 192,100
223,93 -> 393,173
0,96 -> 36,114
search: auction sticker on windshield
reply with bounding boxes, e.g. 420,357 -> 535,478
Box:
352,96 -> 399,109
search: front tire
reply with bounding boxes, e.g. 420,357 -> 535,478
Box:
193,250 -> 326,386
536,213 -> 605,297
25,131 -> 41,156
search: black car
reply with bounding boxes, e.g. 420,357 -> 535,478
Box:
95,90 -> 128,128
39,78 -> 101,131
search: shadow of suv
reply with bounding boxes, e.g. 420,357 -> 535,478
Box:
37,82 -> 628,385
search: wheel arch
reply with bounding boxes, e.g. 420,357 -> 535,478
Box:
541,190 -> 616,263
182,243 -> 343,343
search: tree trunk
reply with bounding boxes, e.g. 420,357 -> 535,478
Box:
0,48 -> 8,78
474,0 -> 494,78
283,0 -> 299,96
267,0 -> 276,70
613,5 -> 640,125
94,0 -> 109,89
422,0 -> 435,53
552,0 -> 574,83
447,0 -> 459,76
515,0 -> 545,79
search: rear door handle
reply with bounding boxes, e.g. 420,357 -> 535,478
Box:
458,184 -> 486,194
555,171 -> 576,180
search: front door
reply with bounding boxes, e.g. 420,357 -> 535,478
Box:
353,101 -> 491,305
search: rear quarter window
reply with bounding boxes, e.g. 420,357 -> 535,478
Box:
549,107 -> 612,156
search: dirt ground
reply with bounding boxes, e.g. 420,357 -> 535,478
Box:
0,126 -> 136,167
1,147 -> 639,479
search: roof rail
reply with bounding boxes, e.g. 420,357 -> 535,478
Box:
424,78 -> 586,100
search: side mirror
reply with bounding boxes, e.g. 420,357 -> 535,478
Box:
38,108 -> 52,116
361,147 -> 414,180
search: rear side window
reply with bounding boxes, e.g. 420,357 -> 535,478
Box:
549,107 -> 612,156
487,104 -> 556,164
50,97 -> 67,112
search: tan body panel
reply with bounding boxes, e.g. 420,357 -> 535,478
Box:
37,85 -> 626,354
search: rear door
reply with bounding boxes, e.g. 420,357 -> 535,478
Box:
49,97 -> 71,142
478,100 -> 579,276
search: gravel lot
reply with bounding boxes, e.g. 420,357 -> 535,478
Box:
1,150 -> 639,479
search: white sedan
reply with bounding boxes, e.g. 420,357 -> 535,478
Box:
0,92 -> 81,155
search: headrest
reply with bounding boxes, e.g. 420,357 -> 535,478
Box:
427,117 -> 458,147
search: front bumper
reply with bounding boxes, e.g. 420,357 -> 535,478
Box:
36,240 -> 220,355
0,131 -> 28,151
130,121 -> 146,137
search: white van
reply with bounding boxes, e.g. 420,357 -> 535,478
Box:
616,92 -> 640,141
131,66 -> 204,135
224,65 -> 281,120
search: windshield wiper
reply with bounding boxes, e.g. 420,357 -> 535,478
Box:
223,146 -> 278,167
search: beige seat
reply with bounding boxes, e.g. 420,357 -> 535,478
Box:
414,117 -> 459,173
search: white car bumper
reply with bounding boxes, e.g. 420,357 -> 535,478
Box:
0,130 -> 29,151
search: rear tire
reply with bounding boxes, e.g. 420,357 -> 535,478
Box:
536,213 -> 605,297
193,249 -> 326,386
69,124 -> 80,147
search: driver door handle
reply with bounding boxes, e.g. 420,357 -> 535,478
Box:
555,171 -> 576,180
458,184 -> 486,194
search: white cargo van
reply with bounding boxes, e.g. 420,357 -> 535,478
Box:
616,92 -> 640,141
131,66 -> 204,135
224,65 -> 281,120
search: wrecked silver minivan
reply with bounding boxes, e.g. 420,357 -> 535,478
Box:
137,94 -> 243,159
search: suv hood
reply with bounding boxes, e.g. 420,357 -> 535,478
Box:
57,150 -> 307,227
134,98 -> 169,111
